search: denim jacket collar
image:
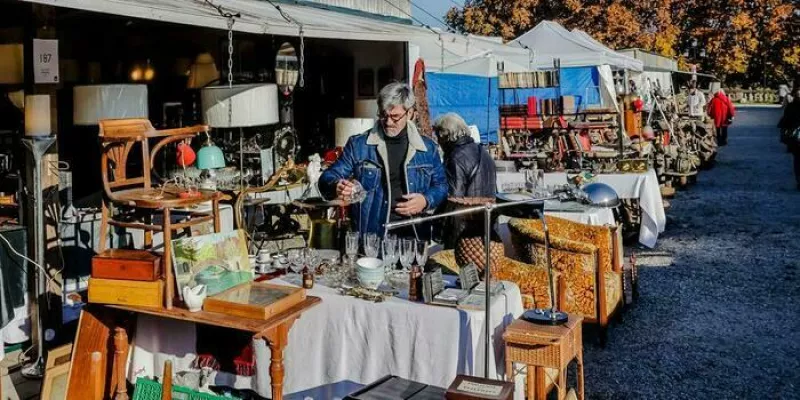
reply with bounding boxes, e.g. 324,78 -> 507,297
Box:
366,121 -> 427,153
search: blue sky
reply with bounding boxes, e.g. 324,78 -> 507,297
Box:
411,0 -> 463,29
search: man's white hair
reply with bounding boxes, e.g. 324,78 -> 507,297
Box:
377,82 -> 415,113
433,113 -> 470,143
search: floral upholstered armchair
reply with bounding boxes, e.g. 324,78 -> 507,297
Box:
428,250 -> 555,310
508,216 -> 624,342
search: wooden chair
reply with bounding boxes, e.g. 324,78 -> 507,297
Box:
97,118 -> 222,309
508,216 -> 624,345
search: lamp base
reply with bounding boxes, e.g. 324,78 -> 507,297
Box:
21,357 -> 45,378
522,308 -> 569,325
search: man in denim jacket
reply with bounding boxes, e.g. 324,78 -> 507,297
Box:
319,82 -> 447,237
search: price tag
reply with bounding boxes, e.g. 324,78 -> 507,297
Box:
33,39 -> 59,84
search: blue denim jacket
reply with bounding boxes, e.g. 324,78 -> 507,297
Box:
319,122 -> 448,237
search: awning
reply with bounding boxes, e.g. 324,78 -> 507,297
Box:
22,0 -> 421,42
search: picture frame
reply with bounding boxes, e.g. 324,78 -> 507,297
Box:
171,229 -> 252,301
357,68 -> 375,97
41,363 -> 70,400
377,66 -> 394,90
45,343 -> 73,370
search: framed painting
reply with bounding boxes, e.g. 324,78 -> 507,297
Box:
45,343 -> 73,370
171,229 -> 252,300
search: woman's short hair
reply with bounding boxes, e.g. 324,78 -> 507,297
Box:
433,113 -> 470,143
377,82 -> 415,113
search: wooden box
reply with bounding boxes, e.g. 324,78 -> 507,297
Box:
88,278 -> 163,308
203,282 -> 306,320
446,375 -> 514,400
92,249 -> 161,281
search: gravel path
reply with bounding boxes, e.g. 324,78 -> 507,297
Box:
582,107 -> 800,399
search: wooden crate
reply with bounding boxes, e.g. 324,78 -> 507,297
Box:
88,278 -> 164,308
92,249 -> 161,281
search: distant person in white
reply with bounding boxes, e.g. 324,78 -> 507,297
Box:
778,84 -> 791,106
686,82 -> 707,118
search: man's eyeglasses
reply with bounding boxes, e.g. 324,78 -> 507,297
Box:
380,109 -> 410,123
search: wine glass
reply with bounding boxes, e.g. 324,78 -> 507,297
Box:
415,240 -> 429,269
364,233 -> 381,258
399,239 -> 415,271
304,248 -> 319,271
382,235 -> 399,272
286,248 -> 303,281
345,231 -> 360,266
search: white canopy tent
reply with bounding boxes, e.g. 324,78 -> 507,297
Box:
21,0 -> 424,41
509,21 -> 643,72
409,30 -> 532,72
441,53 -> 528,77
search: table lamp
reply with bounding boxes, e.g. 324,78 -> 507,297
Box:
0,44 -> 23,84
334,118 -> 375,148
522,183 -> 620,326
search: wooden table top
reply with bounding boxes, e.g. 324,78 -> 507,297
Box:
108,296 -> 321,338
503,314 -> 583,345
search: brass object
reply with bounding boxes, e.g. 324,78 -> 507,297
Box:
616,158 -> 648,173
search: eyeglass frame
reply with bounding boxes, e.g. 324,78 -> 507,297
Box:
379,107 -> 413,123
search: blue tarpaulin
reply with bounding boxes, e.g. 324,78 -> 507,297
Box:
427,67 -> 601,143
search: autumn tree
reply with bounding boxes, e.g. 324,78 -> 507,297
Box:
446,0 -> 800,86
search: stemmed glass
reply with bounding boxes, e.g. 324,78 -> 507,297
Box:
364,233 -> 381,258
415,240 -> 429,269
345,231 -> 360,266
304,248 -> 319,272
286,248 -> 303,281
399,239 -> 415,271
382,234 -> 399,272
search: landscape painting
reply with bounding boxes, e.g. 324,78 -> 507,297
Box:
171,229 -> 252,300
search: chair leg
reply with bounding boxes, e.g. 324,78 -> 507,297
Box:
99,202 -> 110,253
163,208 -> 173,310
144,214 -> 153,250
213,198 -> 221,233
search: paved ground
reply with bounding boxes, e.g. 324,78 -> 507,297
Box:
583,107 -> 800,399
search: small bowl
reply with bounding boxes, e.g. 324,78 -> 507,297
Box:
356,257 -> 382,270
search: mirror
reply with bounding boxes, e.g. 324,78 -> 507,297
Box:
275,42 -> 299,93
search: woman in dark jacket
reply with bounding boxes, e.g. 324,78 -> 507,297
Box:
433,113 -> 496,249
779,88 -> 800,189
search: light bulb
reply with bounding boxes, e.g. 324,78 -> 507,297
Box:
130,67 -> 142,81
144,66 -> 155,81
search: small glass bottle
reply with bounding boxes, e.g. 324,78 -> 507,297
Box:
302,266 -> 314,289
408,265 -> 422,301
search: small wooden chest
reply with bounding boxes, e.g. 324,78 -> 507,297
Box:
88,278 -> 163,308
92,249 -> 161,281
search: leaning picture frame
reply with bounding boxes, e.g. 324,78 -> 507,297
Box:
45,343 -> 73,370
358,68 -> 375,97
41,363 -> 70,400
171,229 -> 252,300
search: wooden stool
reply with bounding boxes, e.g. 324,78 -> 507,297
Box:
503,315 -> 584,400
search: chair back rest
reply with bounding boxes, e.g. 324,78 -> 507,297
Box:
98,118 -> 154,198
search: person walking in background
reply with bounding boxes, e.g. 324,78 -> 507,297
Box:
779,88 -> 800,189
686,82 -> 707,118
433,113 -> 497,250
778,83 -> 791,106
708,88 -> 736,146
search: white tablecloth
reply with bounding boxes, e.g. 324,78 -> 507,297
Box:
498,170 -> 666,247
127,279 -> 524,399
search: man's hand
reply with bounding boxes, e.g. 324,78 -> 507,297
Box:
395,193 -> 427,216
336,180 -> 354,200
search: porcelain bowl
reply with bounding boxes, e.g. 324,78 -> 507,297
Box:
356,257 -> 384,289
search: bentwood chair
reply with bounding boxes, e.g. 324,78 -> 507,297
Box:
97,118 -> 222,309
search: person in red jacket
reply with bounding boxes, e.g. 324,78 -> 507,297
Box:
707,88 -> 736,146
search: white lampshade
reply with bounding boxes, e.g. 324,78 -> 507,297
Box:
354,98 -> 378,118
201,83 -> 279,128
73,84 -> 148,125
335,118 -> 375,147
0,44 -> 23,84
24,95 -> 51,136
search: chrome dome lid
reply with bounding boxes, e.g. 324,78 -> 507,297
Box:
582,182 -> 621,208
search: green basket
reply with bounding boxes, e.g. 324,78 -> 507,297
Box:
131,377 -> 236,400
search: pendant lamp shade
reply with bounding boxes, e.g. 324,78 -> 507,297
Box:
201,84 -> 279,128
25,95 -> 51,136
196,144 -> 226,170
73,84 -> 148,125
0,44 -> 23,84
187,53 -> 219,89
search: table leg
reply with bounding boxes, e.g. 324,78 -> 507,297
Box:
526,365 -> 535,400
535,366 -> 547,400
264,322 -> 291,400
163,208 -> 173,310
558,367 -> 567,399
577,354 -> 585,400
113,327 -> 130,400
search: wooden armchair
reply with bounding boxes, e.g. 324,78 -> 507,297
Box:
97,118 -> 222,309
508,216 -> 623,343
